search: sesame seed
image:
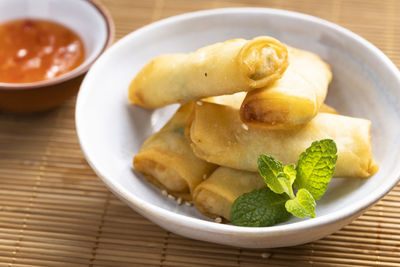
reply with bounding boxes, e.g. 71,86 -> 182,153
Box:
168,194 -> 175,200
185,201 -> 193,207
214,217 -> 222,223
196,101 -> 203,106
261,252 -> 271,259
177,197 -> 183,205
202,174 -> 207,180
242,123 -> 249,131
162,190 -> 168,196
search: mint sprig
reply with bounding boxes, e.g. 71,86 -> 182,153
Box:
285,189 -> 316,218
231,139 -> 337,227
294,139 -> 337,200
230,187 -> 291,227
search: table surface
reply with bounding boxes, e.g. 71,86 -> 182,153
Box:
1,0 -> 400,266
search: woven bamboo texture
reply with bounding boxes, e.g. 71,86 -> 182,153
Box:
0,0 -> 399,266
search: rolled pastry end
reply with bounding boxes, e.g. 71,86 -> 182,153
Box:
240,93 -> 316,130
367,158 -> 379,177
319,104 -> 339,114
361,122 -> 379,177
364,125 -> 380,177
240,36 -> 289,89
193,167 -> 266,221
193,187 -> 233,220
129,79 -> 147,108
134,154 -> 192,201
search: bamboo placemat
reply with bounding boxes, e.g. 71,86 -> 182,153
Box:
1,0 -> 399,266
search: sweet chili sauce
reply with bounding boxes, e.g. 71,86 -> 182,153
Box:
0,19 -> 85,84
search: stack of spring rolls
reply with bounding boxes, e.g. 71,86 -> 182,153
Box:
130,37 -> 379,222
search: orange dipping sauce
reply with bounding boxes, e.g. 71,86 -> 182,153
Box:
0,19 -> 85,84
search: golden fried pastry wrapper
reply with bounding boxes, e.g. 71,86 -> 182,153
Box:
193,167 -> 265,221
190,102 -> 378,178
134,103 -> 217,200
240,47 -> 332,129
129,37 -> 288,108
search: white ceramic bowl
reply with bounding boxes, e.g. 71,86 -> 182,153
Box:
76,8 -> 400,248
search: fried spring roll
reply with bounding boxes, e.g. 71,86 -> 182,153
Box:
129,37 -> 289,108
134,103 -> 217,200
240,47 -> 332,129
205,92 -> 338,114
193,167 -> 265,221
185,92 -> 338,139
190,102 -> 379,178
319,104 -> 338,114
203,92 -> 247,109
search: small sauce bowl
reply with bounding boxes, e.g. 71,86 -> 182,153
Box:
0,0 -> 114,112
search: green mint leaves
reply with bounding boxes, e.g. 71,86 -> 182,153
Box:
231,139 -> 337,227
258,155 -> 284,193
294,139 -> 338,200
285,189 -> 316,218
258,155 -> 296,199
280,164 -> 297,199
230,187 -> 291,227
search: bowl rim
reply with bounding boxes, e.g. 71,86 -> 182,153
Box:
76,7 -> 400,237
0,0 -> 115,90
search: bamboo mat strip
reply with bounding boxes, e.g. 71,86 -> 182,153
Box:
0,0 -> 400,266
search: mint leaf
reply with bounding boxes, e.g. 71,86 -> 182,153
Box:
232,139 -> 338,226
285,189 -> 316,218
258,155 -> 285,194
278,164 -> 296,199
258,155 -> 296,199
283,164 -> 296,183
294,139 -> 337,200
231,187 -> 291,227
